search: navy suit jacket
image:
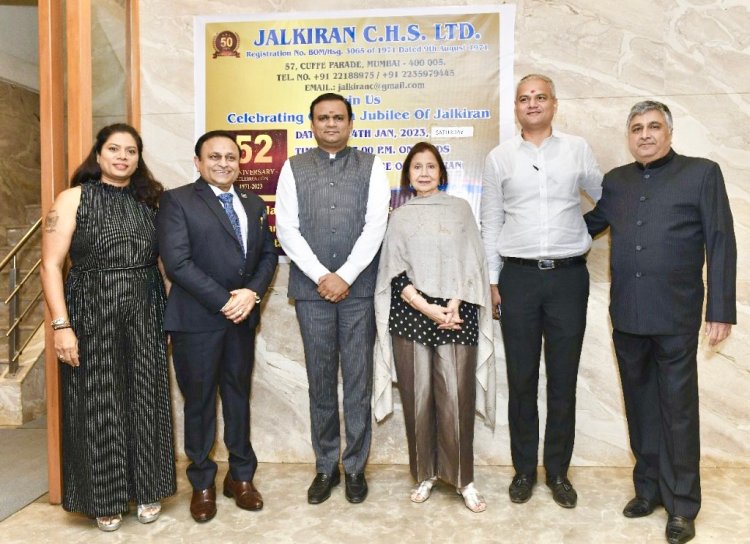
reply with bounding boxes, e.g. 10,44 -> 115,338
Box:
585,149 -> 736,335
158,178 -> 278,332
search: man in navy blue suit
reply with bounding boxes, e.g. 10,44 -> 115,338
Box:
158,130 -> 277,523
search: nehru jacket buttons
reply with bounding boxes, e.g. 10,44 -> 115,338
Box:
636,245 -> 642,251
635,272 -> 642,278
639,196 -> 647,202
636,220 -> 643,226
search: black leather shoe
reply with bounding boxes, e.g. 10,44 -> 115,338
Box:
623,496 -> 658,518
508,473 -> 536,503
344,473 -> 368,503
307,471 -> 340,504
546,475 -> 577,508
666,515 -> 695,544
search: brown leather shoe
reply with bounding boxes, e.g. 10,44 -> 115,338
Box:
190,486 -> 217,523
223,472 -> 263,511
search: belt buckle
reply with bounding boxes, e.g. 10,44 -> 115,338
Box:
538,259 -> 555,270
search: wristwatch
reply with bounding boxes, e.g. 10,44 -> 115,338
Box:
254,292 -> 262,304
51,317 -> 71,330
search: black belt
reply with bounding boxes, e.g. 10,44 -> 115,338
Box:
503,256 -> 586,270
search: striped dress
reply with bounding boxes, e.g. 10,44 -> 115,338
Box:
61,179 -> 176,517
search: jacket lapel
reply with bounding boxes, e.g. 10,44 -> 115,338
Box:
194,179 -> 244,255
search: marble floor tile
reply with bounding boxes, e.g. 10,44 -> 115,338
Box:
1,462 -> 748,543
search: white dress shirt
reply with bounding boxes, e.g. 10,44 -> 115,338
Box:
209,184 -> 248,254
275,152 -> 391,286
481,130 -> 603,283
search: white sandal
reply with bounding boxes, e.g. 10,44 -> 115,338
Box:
137,502 -> 161,524
410,477 -> 438,503
458,483 -> 487,513
96,513 -> 123,531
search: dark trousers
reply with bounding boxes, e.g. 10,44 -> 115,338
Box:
171,326 -> 257,490
498,260 -> 589,477
613,330 -> 701,519
296,296 -> 375,475
392,335 -> 477,488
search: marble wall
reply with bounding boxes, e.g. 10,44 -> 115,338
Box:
92,0 -> 129,136
0,4 -> 38,92
139,0 -> 750,468
0,81 -> 40,231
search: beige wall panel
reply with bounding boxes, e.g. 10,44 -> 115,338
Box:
139,0 -> 750,467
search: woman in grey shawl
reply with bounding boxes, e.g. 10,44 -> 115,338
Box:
373,142 -> 495,513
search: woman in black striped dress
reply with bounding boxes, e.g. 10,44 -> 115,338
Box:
40,124 -> 176,531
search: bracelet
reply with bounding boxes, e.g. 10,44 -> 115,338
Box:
51,317 -> 70,329
53,325 -> 72,331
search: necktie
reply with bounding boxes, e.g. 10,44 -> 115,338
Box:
217,192 -> 244,252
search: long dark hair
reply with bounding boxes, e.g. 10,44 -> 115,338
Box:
70,123 -> 164,208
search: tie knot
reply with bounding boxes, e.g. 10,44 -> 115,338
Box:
218,192 -> 233,204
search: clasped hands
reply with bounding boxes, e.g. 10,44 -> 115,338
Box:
317,273 -> 349,303
426,298 -> 464,331
221,288 -> 257,324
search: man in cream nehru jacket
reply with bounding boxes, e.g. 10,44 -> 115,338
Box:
276,93 -> 390,505
586,101 -> 736,544
481,73 -> 602,509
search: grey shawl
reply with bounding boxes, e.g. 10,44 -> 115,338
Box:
373,192 -> 496,428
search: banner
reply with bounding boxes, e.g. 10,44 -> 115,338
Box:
195,6 -> 516,247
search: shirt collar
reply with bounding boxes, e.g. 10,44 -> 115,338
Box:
635,148 -> 676,170
207,182 -> 239,199
514,128 -> 560,149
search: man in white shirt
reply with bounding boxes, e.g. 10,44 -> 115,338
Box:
481,74 -> 602,508
276,93 -> 390,505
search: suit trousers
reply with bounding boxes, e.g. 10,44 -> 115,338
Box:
393,335 -> 477,488
171,326 -> 257,490
296,296 -> 375,475
612,329 -> 701,519
498,260 -> 589,477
